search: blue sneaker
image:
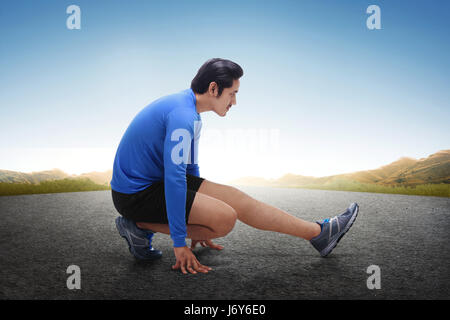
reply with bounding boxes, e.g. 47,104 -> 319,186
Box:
310,202 -> 359,257
115,216 -> 162,260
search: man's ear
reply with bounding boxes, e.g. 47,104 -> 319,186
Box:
209,82 -> 218,96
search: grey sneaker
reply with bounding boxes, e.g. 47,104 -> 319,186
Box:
115,216 -> 162,260
310,202 -> 359,257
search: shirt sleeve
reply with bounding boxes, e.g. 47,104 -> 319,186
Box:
163,109 -> 197,247
186,119 -> 201,177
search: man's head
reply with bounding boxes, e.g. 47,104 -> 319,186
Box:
191,58 -> 243,117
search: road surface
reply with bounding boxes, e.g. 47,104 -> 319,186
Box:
1,186 -> 449,299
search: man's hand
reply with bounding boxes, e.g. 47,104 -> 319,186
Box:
172,246 -> 212,275
190,239 -> 224,251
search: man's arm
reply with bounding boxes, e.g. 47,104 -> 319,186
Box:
163,109 -> 196,248
186,119 -> 201,177
186,138 -> 200,177
163,109 -> 210,275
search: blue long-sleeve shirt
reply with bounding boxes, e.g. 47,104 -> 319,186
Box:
110,88 -> 202,247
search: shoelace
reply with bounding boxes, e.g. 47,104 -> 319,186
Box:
324,216 -> 339,224
322,216 -> 340,236
329,216 -> 341,236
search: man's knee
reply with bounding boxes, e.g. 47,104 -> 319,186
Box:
216,205 -> 237,237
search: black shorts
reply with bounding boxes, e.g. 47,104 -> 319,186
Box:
111,174 -> 205,224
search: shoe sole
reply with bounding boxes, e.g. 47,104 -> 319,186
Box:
320,203 -> 359,257
115,217 -> 162,260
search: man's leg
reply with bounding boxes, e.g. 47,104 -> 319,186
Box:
197,180 -> 321,240
136,191 -> 238,240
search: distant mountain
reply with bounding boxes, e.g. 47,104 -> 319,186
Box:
229,150 -> 450,187
0,169 -> 70,184
0,169 -> 112,186
77,170 -> 112,186
343,150 -> 450,186
2,150 -> 449,189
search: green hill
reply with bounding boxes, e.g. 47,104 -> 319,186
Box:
0,177 -> 110,196
230,149 -> 450,198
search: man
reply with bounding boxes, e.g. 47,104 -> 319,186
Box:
111,58 -> 359,275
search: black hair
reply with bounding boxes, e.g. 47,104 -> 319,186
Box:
191,58 -> 243,96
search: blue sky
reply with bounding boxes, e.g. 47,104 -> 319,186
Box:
1,0 -> 449,182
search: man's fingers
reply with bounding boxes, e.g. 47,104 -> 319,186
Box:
187,264 -> 197,274
195,260 -> 212,272
180,264 -> 187,275
176,261 -> 211,274
172,247 -> 213,274
172,260 -> 180,270
206,240 -> 224,250
199,265 -> 212,272
194,264 -> 209,273
191,259 -> 210,273
191,240 -> 222,249
210,243 -> 223,250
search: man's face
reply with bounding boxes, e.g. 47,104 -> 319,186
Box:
211,79 -> 240,117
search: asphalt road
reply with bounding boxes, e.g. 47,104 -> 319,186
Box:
1,186 -> 449,299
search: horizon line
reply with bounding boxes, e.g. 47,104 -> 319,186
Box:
1,148 -> 448,180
